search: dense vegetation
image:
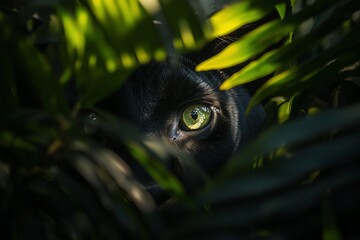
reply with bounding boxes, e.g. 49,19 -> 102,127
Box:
1,0 -> 359,239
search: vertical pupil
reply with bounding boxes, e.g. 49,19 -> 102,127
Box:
190,111 -> 198,120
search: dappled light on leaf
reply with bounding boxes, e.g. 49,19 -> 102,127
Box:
58,0 -> 165,107
197,19 -> 293,71
209,0 -> 270,37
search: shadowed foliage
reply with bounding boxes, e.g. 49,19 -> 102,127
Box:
0,0 -> 359,239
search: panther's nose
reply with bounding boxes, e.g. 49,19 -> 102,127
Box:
168,125 -> 183,142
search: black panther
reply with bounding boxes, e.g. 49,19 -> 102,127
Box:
94,11 -> 288,202
93,12 -> 287,207
90,11 -> 282,207
98,50 -> 266,205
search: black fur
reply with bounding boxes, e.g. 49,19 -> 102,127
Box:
99,56 -> 265,193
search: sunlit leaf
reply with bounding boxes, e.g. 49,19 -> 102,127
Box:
58,0 -> 164,107
197,0 -> 340,73
219,0 -> 358,91
58,0 -> 208,108
209,0 -> 277,37
276,3 -> 287,20
277,94 -> 297,123
196,19 -> 292,71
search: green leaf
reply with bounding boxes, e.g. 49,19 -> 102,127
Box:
67,143 -> 156,238
200,131 -> 360,204
0,11 -> 68,115
196,19 -> 292,71
275,3 -> 287,20
158,0 -> 211,50
169,166 -> 360,237
322,197 -> 342,240
218,0 -> 359,91
127,141 -> 187,199
218,103 -> 360,179
247,35 -> 360,111
59,0 -> 208,108
58,0 -> 164,108
196,0 -> 340,73
208,0 -> 275,37
17,41 -> 69,115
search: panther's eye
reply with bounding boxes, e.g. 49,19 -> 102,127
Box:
182,104 -> 211,130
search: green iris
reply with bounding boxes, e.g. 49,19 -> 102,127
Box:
182,104 -> 211,130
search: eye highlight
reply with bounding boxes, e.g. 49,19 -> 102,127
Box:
182,104 -> 211,130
